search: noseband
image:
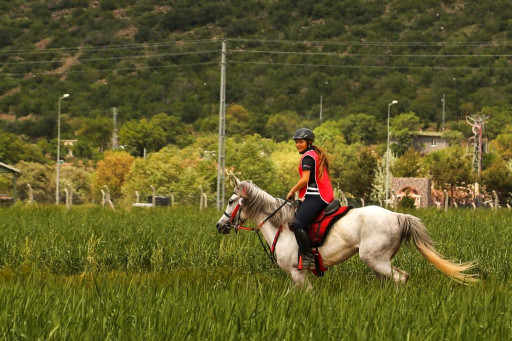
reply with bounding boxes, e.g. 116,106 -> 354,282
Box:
223,198 -> 246,231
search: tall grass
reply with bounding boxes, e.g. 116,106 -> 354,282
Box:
0,206 -> 511,339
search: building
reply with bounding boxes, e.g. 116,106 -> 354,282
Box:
0,161 -> 21,204
391,131 -> 448,155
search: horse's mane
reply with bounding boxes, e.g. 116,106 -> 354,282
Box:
238,181 -> 296,227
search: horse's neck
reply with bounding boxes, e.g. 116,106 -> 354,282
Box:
254,213 -> 281,245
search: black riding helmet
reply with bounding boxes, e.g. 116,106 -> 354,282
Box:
293,128 -> 315,142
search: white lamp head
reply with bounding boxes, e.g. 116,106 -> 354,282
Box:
62,94 -> 70,99
391,100 -> 397,105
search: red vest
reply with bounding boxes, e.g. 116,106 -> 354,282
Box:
298,150 -> 334,204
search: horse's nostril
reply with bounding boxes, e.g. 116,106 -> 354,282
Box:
216,223 -> 220,229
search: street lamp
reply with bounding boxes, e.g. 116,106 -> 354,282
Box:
56,93 -> 70,205
385,100 -> 398,205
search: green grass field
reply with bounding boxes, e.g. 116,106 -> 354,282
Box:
0,206 -> 511,340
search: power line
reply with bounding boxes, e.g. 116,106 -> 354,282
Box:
0,39 -> 219,56
228,60 -> 512,69
1,61 -> 218,77
227,38 -> 512,47
0,50 -> 219,66
229,49 -> 512,58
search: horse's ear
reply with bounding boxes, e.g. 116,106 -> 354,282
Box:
234,182 -> 249,198
227,170 -> 240,187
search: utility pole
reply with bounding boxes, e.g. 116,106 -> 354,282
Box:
441,94 -> 446,131
216,40 -> 227,210
112,107 -> 118,149
466,113 -> 490,177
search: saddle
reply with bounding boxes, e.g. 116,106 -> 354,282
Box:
307,200 -> 351,248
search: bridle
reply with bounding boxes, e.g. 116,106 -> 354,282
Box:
222,195 -> 291,264
222,197 -> 247,231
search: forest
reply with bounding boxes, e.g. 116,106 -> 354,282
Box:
1,0 -> 512,205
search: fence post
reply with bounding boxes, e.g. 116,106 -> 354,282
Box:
170,192 -> 175,207
151,185 -> 156,207
103,185 -> 115,211
339,189 -> 348,207
135,191 -> 140,204
506,203 -> 511,210
101,189 -> 106,206
64,187 -> 69,210
199,186 -> 205,211
443,190 -> 449,212
360,198 -> 365,207
472,202 -> 477,210
493,190 -> 499,211
27,184 -> 34,204
66,185 -> 72,210
392,190 -> 398,210
378,199 -> 382,207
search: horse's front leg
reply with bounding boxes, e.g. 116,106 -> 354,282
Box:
289,269 -> 312,291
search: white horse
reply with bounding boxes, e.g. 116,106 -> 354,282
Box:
216,178 -> 477,289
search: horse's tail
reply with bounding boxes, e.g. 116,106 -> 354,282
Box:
397,213 -> 478,284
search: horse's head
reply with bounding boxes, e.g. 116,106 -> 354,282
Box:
216,175 -> 249,234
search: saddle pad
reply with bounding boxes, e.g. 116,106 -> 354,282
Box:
309,206 -> 351,247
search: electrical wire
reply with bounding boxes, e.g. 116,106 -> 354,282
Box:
0,39 -> 219,57
227,38 -> 512,47
228,60 -> 512,69
0,50 -> 219,66
1,61 -> 219,77
229,49 -> 512,58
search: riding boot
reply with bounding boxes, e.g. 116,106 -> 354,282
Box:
293,228 -> 316,270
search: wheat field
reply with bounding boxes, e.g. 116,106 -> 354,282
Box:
0,206 -> 510,340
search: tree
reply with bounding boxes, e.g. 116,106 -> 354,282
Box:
392,147 -> 425,177
390,112 -> 421,156
442,129 -> 465,146
265,111 -> 300,142
226,105 -> 252,136
330,144 -> 378,200
93,151 -> 134,200
76,117 -> 113,152
14,161 -> 55,203
426,147 -> 474,205
339,114 -> 384,145
313,120 -> 346,146
0,132 -> 45,164
492,124 -> 512,160
122,143 -> 217,205
482,157 -> 512,203
118,119 -> 166,156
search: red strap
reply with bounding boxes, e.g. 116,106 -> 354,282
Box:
270,228 -> 281,254
230,203 -> 241,221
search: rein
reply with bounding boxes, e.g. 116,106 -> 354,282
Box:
223,198 -> 289,264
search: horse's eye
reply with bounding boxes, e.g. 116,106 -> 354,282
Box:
228,199 -> 235,205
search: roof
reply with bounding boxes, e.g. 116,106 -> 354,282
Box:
0,162 -> 21,174
413,131 -> 444,137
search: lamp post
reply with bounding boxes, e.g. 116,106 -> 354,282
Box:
385,100 -> 398,205
56,93 -> 70,205
441,94 -> 446,131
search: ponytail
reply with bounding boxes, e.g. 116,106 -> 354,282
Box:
313,145 -> 329,179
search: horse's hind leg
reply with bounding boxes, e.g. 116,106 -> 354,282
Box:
359,246 -> 409,285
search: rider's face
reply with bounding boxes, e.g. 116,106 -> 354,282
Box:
295,139 -> 308,153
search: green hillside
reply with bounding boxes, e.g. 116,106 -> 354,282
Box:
1,0 -> 512,141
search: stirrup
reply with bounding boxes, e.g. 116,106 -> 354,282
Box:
293,255 -> 316,270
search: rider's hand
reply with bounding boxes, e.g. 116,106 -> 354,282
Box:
286,191 -> 294,201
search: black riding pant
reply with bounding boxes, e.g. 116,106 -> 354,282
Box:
292,195 -> 328,232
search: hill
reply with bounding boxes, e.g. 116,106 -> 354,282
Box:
1,0 -> 512,143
